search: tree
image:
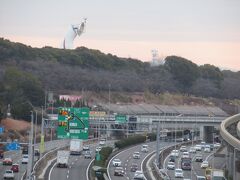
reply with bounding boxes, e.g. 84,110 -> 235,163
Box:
164,56 -> 200,91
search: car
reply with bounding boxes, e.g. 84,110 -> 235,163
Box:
214,143 -> 221,148
141,144 -> 149,153
181,152 -> 190,159
134,170 -> 145,179
195,145 -> 202,151
84,151 -> 92,159
95,147 -> 102,152
189,147 -> 196,153
195,154 -> 203,162
171,150 -> 179,157
83,145 -> 90,151
176,138 -> 184,142
167,161 -> 175,170
99,139 -> 106,146
200,161 -> 209,168
175,168 -> 184,178
180,146 -> 187,152
130,163 -> 138,172
112,158 -> 121,166
3,158 -> 13,165
196,175 -> 206,180
114,166 -> 124,176
169,155 -> 176,162
34,149 -> 40,156
21,154 -> 29,164
133,152 -> 140,159
11,163 -> 19,172
3,170 -> 14,179
181,158 -> 191,170
204,147 -> 211,153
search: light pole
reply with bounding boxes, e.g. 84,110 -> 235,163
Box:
40,106 -> 45,158
26,111 -> 34,180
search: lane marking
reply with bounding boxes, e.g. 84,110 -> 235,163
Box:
67,175 -> 69,179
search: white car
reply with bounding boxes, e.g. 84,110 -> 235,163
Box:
83,145 -> 90,151
99,139 -> 106,146
95,147 -> 102,152
141,145 -> 149,153
195,145 -> 202,151
204,147 -> 211,153
167,161 -> 175,170
182,152 -> 190,159
112,158 -> 121,166
3,170 -> 14,179
180,146 -> 187,152
175,168 -> 184,178
201,161 -> 209,168
171,150 -> 179,157
22,154 -> 29,164
133,152 -> 140,159
189,147 -> 196,153
214,143 -> 221,148
134,170 -> 145,179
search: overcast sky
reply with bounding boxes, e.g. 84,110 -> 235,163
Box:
0,0 -> 240,70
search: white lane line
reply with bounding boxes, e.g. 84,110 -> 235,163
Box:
69,165 -> 72,168
72,162 -> 74,165
86,158 -> 95,180
67,175 -> 69,179
48,159 -> 57,180
67,170 -> 70,174
125,163 -> 128,166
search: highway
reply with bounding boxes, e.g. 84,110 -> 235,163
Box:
49,140 -> 114,180
108,141 -> 173,180
163,144 -> 225,180
0,139 -> 69,180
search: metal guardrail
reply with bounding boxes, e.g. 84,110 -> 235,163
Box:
220,113 -> 240,150
237,120 -> 240,139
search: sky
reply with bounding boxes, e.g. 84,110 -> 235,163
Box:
0,0 -> 240,71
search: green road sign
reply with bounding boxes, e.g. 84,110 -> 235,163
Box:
115,114 -> 127,123
57,107 -> 89,139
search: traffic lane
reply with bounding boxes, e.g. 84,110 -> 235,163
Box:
108,142 -> 154,180
0,150 -> 22,179
50,142 -> 99,180
164,146 -> 213,179
109,142 -> 171,180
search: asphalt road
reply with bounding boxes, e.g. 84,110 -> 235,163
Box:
49,140 -> 115,180
108,141 -> 173,180
163,144 -> 225,180
0,139 -> 69,180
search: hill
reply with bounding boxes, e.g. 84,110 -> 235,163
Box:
0,38 -> 240,120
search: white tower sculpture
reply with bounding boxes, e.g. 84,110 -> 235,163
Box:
63,18 -> 87,49
151,49 -> 165,66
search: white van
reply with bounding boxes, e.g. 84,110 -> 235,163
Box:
141,144 -> 148,152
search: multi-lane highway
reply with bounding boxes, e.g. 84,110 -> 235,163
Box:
163,144 -> 225,180
0,139 -> 69,180
49,140 -> 114,180
108,141 -> 174,180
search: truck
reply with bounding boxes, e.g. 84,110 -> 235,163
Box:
57,150 -> 69,168
205,168 -> 226,180
70,139 -> 83,155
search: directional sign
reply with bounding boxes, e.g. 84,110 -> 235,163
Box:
6,142 -> 19,151
0,127 -> 4,134
115,114 -> 127,124
57,107 -> 89,139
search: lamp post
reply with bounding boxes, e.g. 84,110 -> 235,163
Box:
26,111 -> 34,180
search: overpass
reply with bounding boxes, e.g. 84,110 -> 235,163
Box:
46,104 -> 228,143
220,113 -> 240,180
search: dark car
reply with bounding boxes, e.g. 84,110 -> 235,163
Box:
11,163 -> 19,172
130,163 -> 138,172
169,155 -> 176,162
114,167 -> 124,176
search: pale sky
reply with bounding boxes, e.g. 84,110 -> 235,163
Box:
0,0 -> 240,71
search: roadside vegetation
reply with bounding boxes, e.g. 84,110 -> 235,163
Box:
0,38 -> 240,121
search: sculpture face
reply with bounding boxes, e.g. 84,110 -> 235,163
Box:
63,20 -> 86,49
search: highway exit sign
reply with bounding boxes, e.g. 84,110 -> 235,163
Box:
115,114 -> 127,123
57,107 -> 89,139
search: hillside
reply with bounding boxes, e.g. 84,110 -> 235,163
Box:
0,38 -> 240,121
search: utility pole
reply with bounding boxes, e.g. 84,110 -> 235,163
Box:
27,111 -> 34,180
40,106 -> 45,158
156,122 -> 160,168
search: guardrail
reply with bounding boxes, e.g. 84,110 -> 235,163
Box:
237,120 -> 240,139
220,113 -> 240,150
